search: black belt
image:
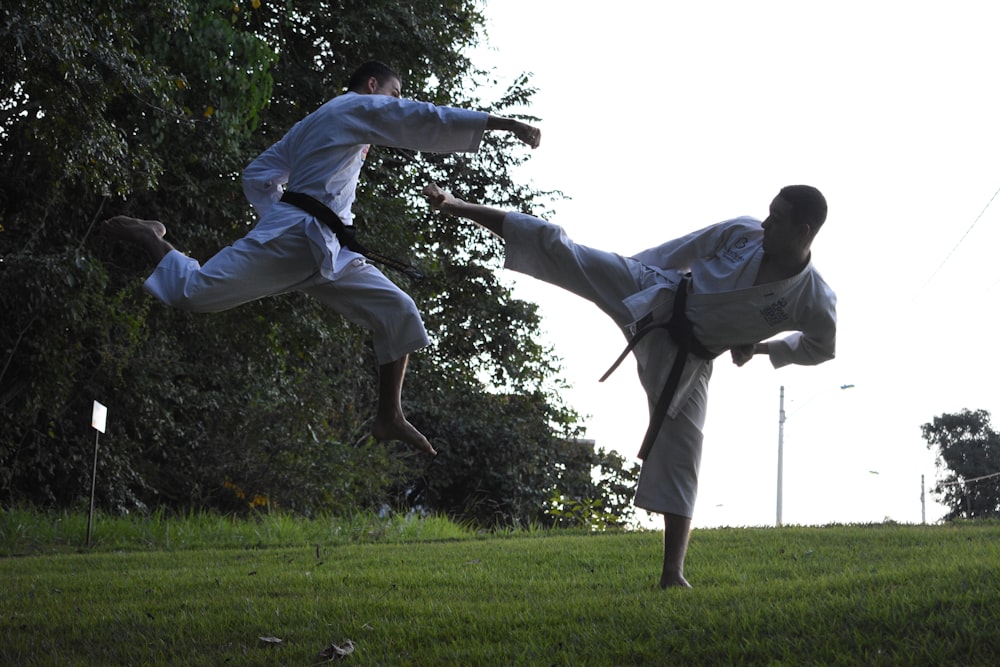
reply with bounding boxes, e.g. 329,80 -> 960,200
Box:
599,276 -> 722,459
280,190 -> 424,280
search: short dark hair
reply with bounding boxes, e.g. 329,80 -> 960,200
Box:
346,61 -> 401,92
779,185 -> 827,229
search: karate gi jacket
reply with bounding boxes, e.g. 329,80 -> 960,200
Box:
241,92 -> 488,279
626,216 -> 837,436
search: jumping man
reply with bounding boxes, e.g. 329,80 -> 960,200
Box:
103,61 -> 541,457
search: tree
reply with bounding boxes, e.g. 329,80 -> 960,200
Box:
1,0 -> 277,509
1,0 -> 638,527
922,409 -> 1000,520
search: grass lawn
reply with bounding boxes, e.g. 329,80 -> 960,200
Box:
2,511 -> 999,665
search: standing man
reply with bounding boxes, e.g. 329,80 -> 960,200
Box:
102,61 -> 541,457
422,182 -> 836,587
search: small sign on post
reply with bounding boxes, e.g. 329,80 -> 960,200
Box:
92,401 -> 107,434
87,401 -> 107,547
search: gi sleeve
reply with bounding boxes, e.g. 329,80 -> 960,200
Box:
242,138 -> 290,215
767,286 -> 837,368
340,96 -> 488,154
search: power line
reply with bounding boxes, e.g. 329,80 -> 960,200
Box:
937,470 -> 1000,488
921,183 -> 1000,291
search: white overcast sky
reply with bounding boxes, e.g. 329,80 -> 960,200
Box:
466,0 -> 1000,528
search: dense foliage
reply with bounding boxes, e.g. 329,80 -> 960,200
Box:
1,0 -> 637,527
922,409 -> 1000,520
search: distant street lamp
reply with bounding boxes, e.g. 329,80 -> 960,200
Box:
776,383 -> 854,527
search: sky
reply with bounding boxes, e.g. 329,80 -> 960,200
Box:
467,1 -> 1000,528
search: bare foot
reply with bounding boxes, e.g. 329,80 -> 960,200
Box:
659,574 -> 693,589
372,415 -> 437,456
102,216 -> 171,261
102,215 -> 166,241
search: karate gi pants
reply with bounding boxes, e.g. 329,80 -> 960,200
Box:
143,222 -> 429,365
502,212 -> 711,519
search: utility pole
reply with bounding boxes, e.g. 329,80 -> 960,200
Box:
775,383 -> 853,527
776,386 -> 786,527
921,474 -> 926,524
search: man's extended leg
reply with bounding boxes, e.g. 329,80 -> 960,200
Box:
424,182 -> 641,325
423,183 -> 507,237
661,513 -> 693,588
373,354 -> 436,456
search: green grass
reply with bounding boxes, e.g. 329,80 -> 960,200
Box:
2,510 -> 999,665
0,508 -> 477,557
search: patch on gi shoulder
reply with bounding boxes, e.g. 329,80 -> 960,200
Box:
760,298 -> 790,326
722,236 -> 750,263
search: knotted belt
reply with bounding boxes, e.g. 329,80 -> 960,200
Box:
599,275 -> 723,459
280,190 -> 425,280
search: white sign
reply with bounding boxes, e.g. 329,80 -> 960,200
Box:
91,401 -> 107,434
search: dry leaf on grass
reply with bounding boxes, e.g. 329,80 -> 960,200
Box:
318,639 -> 355,660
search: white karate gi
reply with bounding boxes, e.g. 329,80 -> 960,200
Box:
145,92 -> 488,364
501,212 -> 837,518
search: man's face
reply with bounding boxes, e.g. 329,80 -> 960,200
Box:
761,195 -> 802,256
370,76 -> 402,98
